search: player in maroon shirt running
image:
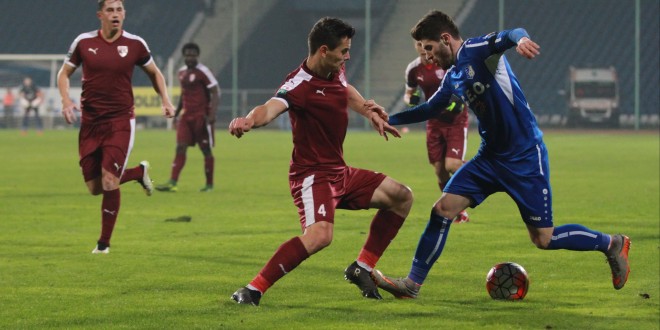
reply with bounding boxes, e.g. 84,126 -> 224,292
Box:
56,0 -> 175,254
229,17 -> 413,306
156,42 -> 220,193
404,41 -> 470,223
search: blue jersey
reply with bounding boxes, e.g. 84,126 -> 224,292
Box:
391,29 -> 544,159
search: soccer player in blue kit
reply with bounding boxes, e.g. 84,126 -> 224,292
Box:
372,10 -> 631,298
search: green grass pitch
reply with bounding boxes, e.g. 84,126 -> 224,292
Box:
0,128 -> 658,329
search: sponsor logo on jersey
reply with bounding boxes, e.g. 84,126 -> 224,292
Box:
88,48 -> 98,55
315,88 -> 325,96
117,45 -> 128,57
416,75 -> 424,82
529,216 -> 541,221
466,65 -> 475,79
189,73 -> 196,82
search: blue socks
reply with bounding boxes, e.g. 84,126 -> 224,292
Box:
408,211 -> 452,285
547,224 -> 610,252
407,217 -> 609,285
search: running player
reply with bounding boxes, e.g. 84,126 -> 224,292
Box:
156,42 -> 220,193
373,10 -> 630,298
57,0 -> 175,254
229,17 -> 412,306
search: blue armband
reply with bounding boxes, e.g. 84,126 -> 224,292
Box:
508,28 -> 529,44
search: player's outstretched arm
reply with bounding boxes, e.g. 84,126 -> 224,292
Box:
57,64 -> 80,124
142,62 -> 175,118
229,98 -> 287,138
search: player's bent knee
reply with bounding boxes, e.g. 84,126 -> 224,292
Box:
302,222 -> 334,253
304,235 -> 332,254
432,202 -> 455,220
530,236 -> 551,249
397,184 -> 413,204
391,184 -> 413,215
100,174 -> 120,191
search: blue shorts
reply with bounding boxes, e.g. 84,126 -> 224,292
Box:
445,143 -> 553,228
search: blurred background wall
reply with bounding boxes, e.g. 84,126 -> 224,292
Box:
0,0 -> 657,130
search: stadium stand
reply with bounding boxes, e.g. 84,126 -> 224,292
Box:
351,0 -> 467,117
0,0 -> 204,86
205,0 -> 398,126
0,0 -> 657,128
459,0 -> 659,122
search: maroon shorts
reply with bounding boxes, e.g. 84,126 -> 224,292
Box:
289,166 -> 387,231
426,123 -> 468,164
78,119 -> 135,182
177,115 -> 214,148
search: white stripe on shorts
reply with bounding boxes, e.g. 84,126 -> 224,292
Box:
301,174 -> 316,228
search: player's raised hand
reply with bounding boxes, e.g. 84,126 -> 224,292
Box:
61,100 -> 80,124
229,116 -> 254,138
516,37 -> 540,59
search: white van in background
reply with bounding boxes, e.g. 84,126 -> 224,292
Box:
566,66 -> 619,127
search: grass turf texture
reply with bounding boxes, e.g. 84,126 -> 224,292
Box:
0,129 -> 658,329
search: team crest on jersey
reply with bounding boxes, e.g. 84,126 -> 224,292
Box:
435,69 -> 444,79
189,73 -> 196,82
465,65 -> 475,79
117,46 -> 128,57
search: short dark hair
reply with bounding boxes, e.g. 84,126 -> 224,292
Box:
98,0 -> 124,11
308,17 -> 356,55
411,10 -> 460,41
182,42 -> 200,55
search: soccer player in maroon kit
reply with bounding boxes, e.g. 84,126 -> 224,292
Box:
404,41 -> 470,223
229,17 -> 413,306
156,43 -> 220,193
56,0 -> 175,254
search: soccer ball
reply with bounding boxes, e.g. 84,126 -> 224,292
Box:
486,262 -> 529,300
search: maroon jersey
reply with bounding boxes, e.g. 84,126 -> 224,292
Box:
274,60 -> 349,178
64,30 -> 152,123
405,57 -> 468,128
177,63 -> 218,118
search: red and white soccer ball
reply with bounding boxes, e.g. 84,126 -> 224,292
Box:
486,262 -> 529,300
